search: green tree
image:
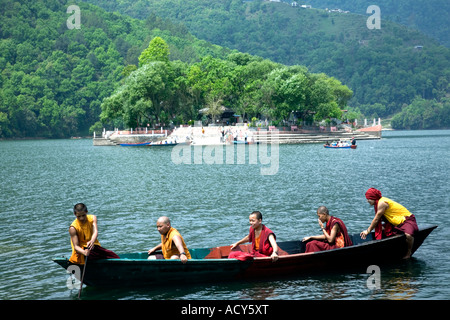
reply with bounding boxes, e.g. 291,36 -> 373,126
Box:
138,36 -> 170,66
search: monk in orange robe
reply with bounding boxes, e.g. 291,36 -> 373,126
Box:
69,203 -> 119,264
148,216 -> 191,263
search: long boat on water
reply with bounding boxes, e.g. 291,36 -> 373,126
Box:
53,225 -> 436,287
324,144 -> 357,149
119,141 -> 179,147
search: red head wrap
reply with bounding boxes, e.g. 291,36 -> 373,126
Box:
365,188 -> 382,200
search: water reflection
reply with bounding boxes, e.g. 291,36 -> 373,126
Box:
71,259 -> 427,300
372,259 -> 427,300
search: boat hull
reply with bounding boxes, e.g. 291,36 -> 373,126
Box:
119,142 -> 178,146
53,225 -> 436,287
324,145 -> 357,149
119,142 -> 152,146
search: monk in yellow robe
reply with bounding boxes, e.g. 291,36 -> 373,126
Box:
148,216 -> 191,263
360,188 -> 419,259
69,203 -> 119,264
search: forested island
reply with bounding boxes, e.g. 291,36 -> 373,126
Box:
1,0 -> 449,138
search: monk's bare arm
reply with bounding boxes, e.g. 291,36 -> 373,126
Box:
324,224 -> 340,244
69,226 -> 88,256
172,235 -> 188,263
268,234 -> 279,262
361,201 -> 388,238
148,243 -> 162,255
86,215 -> 98,249
231,235 -> 249,249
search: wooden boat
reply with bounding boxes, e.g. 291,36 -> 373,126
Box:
324,138 -> 357,149
119,141 -> 152,146
146,141 -> 178,146
52,225 -> 436,287
119,141 -> 179,147
324,144 -> 357,149
232,140 -> 258,145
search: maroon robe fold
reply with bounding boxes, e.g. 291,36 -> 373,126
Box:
86,245 -> 119,261
305,216 -> 352,253
248,224 -> 276,256
228,225 -> 276,260
365,187 -> 395,239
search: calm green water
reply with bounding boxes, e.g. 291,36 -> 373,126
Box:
0,130 -> 449,300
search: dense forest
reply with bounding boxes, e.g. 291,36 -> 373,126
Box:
100,36 -> 352,129
86,0 -> 450,129
1,0 -> 449,137
0,0 -> 231,138
308,0 -> 450,47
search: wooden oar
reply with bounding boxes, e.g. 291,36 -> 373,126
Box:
78,247 -> 90,299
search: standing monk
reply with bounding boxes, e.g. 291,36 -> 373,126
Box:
360,188 -> 419,259
148,216 -> 191,263
69,203 -> 119,265
302,206 -> 353,252
229,211 -> 279,262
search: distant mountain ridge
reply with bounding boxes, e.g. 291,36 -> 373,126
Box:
303,0 -> 450,47
85,0 -> 450,119
0,0 -> 232,138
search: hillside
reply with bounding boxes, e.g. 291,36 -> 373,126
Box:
307,0 -> 450,48
86,0 -> 450,121
0,0 -> 231,138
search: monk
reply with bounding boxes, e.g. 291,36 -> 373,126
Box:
148,216 -> 191,264
69,203 -> 119,265
302,206 -> 353,252
360,188 -> 418,259
229,211 -> 279,262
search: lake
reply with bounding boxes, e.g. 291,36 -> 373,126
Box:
0,130 -> 449,301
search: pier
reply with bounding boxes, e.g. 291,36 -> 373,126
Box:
94,125 -> 381,146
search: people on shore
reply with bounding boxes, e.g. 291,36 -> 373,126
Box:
302,206 -> 353,252
360,188 -> 418,259
148,216 -> 191,263
69,203 -> 119,265
229,211 -> 279,262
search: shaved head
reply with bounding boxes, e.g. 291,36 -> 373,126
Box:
157,216 -> 170,225
317,206 -> 329,215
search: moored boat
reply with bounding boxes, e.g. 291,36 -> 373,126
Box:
119,141 -> 152,146
232,140 -> 258,144
119,141 -> 179,146
324,144 -> 357,149
324,138 -> 357,149
146,141 -> 178,146
53,225 -> 436,287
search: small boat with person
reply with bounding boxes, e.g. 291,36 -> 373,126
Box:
53,225 -> 436,287
324,138 -> 357,149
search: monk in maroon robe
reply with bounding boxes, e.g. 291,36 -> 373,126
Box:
302,206 -> 352,253
229,211 -> 279,262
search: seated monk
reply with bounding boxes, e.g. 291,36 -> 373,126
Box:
229,211 -> 279,262
360,188 -> 419,259
69,203 -> 119,265
148,216 -> 191,264
302,206 -> 352,252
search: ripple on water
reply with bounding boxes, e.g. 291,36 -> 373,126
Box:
1,132 -> 449,299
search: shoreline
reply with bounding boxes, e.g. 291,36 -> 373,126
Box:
94,125 -> 382,146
